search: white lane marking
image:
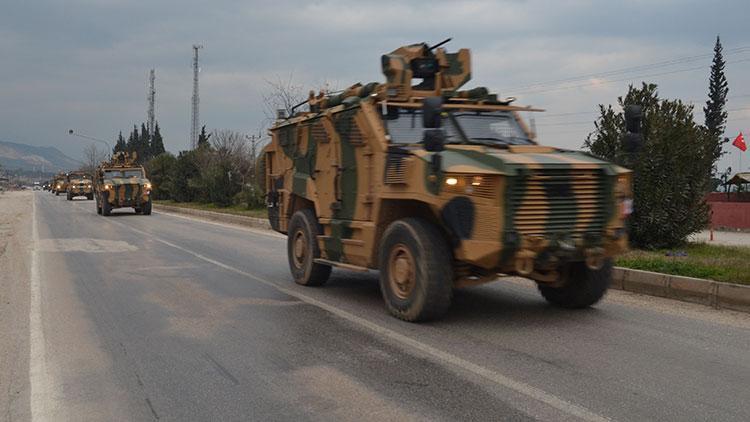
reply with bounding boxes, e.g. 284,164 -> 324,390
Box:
30,194 -> 54,421
153,209 -> 285,239
116,222 -> 608,422
37,238 -> 138,253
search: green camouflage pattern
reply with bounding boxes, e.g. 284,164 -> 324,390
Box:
94,152 -> 152,211
264,42 -> 632,286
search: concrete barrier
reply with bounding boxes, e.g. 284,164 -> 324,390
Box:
153,204 -> 271,230
612,267 -> 750,313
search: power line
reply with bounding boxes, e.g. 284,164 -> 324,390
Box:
508,57 -> 750,96
502,45 -> 750,94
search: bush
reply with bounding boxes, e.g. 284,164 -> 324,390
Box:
145,153 -> 177,200
584,83 -> 712,249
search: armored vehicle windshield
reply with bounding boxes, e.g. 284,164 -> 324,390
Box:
103,168 -> 145,178
384,108 -> 532,147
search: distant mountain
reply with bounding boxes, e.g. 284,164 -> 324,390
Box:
0,141 -> 81,172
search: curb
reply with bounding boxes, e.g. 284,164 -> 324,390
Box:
153,204 -> 271,230
611,267 -> 750,313
153,203 -> 750,314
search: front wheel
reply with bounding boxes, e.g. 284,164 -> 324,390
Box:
142,197 -> 152,215
538,260 -> 612,308
101,192 -> 112,216
287,209 -> 331,286
378,218 -> 453,322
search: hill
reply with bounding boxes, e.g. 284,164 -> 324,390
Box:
0,141 -> 81,172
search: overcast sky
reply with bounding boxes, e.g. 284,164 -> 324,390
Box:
2,0 -> 749,172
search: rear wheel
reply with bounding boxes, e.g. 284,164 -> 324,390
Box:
67,192 -> 72,201
287,209 -> 331,286
96,195 -> 102,214
87,193 -> 93,200
378,218 -> 453,322
538,260 -> 612,308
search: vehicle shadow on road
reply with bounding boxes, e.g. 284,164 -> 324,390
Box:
322,270 -> 602,326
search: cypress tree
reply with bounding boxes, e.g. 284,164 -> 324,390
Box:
197,125 -> 211,149
113,131 -> 127,154
704,35 -> 729,176
151,122 -> 166,156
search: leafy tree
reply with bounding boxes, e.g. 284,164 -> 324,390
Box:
197,125 -> 211,149
145,152 -> 176,200
584,83 -> 712,248
704,35 -> 729,177
150,122 -> 165,156
113,131 -> 127,154
171,150 -> 202,202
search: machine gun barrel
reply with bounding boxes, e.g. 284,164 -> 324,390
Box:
428,38 -> 452,51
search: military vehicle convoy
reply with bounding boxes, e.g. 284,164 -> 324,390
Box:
264,41 -> 633,321
52,173 -> 68,195
66,171 -> 94,200
94,152 -> 153,216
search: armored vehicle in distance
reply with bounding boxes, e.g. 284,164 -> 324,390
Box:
52,173 -> 68,195
66,171 -> 94,200
264,41 -> 633,321
94,152 -> 153,216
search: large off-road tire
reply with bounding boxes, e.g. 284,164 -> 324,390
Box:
55,191 -> 59,196
67,192 -> 72,201
538,259 -> 612,308
96,195 -> 102,214
142,197 -> 152,215
378,218 -> 453,322
287,209 -> 331,286
101,193 -> 112,216
87,193 -> 93,200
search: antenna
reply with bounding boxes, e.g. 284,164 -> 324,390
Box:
191,44 -> 203,148
147,69 -> 156,139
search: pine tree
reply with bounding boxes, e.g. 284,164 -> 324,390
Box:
197,125 -> 211,149
126,125 -> 138,153
113,131 -> 127,154
704,35 -> 729,176
151,122 -> 166,156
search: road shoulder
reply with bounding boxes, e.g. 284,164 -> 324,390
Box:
0,191 -> 32,422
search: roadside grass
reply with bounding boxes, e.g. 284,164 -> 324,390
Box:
616,243 -> 750,285
153,200 -> 267,219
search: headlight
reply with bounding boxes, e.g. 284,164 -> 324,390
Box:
104,184 -> 113,190
443,174 -> 499,198
144,182 -> 152,189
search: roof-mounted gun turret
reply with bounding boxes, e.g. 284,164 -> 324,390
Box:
381,38 -> 471,100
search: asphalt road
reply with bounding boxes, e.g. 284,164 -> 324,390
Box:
18,192 -> 750,421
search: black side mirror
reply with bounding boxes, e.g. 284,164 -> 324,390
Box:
423,96 -> 443,128
423,129 -> 445,152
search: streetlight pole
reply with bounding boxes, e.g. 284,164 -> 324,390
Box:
67,129 -> 112,152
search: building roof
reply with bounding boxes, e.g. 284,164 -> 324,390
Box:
727,172 -> 750,185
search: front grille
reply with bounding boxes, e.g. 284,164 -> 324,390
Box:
510,169 -> 607,237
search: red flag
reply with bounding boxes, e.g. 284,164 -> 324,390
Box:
733,132 -> 746,152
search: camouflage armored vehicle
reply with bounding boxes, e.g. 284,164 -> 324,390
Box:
94,152 -> 153,216
264,41 -> 634,321
52,173 -> 68,195
66,171 -> 94,200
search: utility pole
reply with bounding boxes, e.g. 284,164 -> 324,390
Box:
191,44 -> 203,149
147,69 -> 156,139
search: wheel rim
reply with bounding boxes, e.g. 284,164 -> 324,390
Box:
388,244 -> 416,300
292,229 -> 307,269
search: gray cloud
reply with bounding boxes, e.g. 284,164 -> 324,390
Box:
1,0 -> 748,172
